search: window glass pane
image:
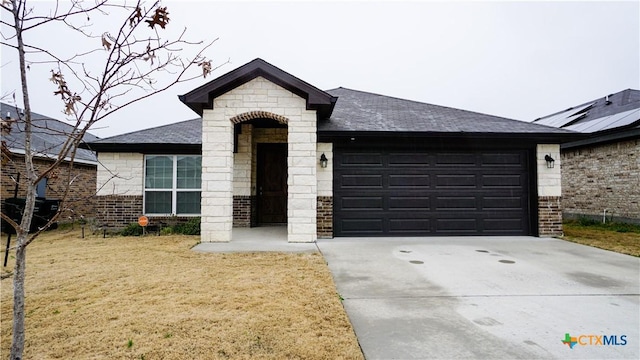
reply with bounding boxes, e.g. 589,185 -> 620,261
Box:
177,156 -> 201,189
145,191 -> 172,214
177,191 -> 201,214
145,156 -> 173,189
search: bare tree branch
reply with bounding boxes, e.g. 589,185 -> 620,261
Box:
2,1 -> 225,357
20,0 -> 111,32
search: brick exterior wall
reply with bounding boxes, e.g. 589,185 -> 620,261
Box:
1,154 -> 97,223
95,195 -> 143,229
95,194 -> 198,231
561,139 -> 639,222
538,196 -> 563,237
317,196 -> 333,238
233,195 -> 252,227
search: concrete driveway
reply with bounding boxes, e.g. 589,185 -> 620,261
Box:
317,236 -> 640,359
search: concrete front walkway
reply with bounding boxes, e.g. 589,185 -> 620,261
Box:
192,226 -> 318,253
317,236 -> 640,360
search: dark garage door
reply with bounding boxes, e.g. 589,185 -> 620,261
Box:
334,147 -> 531,236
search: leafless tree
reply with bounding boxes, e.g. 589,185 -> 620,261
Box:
0,1 -> 226,358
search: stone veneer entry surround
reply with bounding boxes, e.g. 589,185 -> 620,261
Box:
201,77 -> 319,242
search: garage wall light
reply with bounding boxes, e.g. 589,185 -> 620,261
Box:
320,153 -> 328,168
545,154 -> 555,168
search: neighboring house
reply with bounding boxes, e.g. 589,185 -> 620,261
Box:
86,58 -> 577,242
532,89 -> 640,224
1,102 -> 99,225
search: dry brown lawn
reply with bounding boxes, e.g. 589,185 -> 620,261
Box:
1,230 -> 363,359
562,222 -> 640,257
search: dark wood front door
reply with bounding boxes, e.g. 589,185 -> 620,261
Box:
257,143 -> 288,224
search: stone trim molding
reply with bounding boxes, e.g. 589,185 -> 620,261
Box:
538,196 -> 563,237
230,111 -> 289,125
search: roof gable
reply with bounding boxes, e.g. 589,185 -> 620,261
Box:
179,58 -> 337,118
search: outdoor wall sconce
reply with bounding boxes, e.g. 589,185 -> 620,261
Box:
545,154 -> 555,168
320,153 -> 328,168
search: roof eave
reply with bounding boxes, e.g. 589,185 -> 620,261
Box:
318,130 -> 583,143
8,148 -> 97,165
82,143 -> 202,154
562,127 -> 640,150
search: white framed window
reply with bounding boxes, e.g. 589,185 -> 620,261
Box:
144,155 -> 201,216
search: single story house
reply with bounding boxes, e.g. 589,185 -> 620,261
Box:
86,58 -> 578,242
1,102 -> 99,225
532,89 -> 640,223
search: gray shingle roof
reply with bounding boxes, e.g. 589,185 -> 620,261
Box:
1,102 -> 98,163
89,87 -> 577,150
321,88 -> 573,134
89,118 -> 201,145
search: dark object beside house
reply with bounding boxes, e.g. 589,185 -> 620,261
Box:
1,198 -> 60,234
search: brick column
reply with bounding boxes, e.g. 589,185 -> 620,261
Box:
317,196 -> 333,238
537,144 -> 563,237
233,195 -> 251,227
539,196 -> 563,236
287,110 -> 318,243
201,109 -> 233,242
317,143 -> 333,238
233,124 -> 252,227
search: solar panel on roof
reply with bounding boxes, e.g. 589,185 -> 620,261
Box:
534,103 -> 595,128
566,115 -> 611,133
534,112 -> 568,127
599,108 -> 640,132
565,108 -> 640,133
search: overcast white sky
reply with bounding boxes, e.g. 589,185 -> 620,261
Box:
2,0 -> 639,138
